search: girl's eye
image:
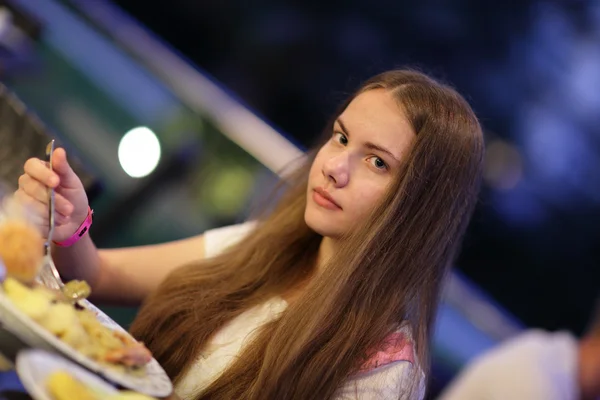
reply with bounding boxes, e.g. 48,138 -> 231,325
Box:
369,156 -> 388,170
333,132 -> 348,145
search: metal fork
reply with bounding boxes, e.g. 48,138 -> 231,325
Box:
37,141 -> 83,302
37,140 -> 63,291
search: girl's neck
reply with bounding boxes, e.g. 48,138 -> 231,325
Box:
281,236 -> 338,305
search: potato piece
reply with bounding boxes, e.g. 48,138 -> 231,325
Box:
38,303 -> 78,335
60,320 -> 90,349
32,285 -> 61,302
46,370 -> 97,400
108,391 -> 156,400
3,278 -> 50,320
3,277 -> 31,298
77,310 -> 123,351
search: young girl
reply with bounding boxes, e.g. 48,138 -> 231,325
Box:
16,69 -> 484,399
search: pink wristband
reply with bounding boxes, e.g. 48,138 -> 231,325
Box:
53,207 -> 94,247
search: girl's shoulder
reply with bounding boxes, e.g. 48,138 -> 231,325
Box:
358,323 -> 416,373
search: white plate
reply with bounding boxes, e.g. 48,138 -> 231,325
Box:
16,349 -> 120,400
0,290 -> 172,397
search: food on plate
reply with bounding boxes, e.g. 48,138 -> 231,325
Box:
0,198 -> 152,370
46,370 -> 97,400
46,370 -> 157,400
3,277 -> 152,368
109,392 -> 158,400
63,279 -> 92,300
3,276 -> 53,319
0,198 -> 92,300
0,219 -> 44,283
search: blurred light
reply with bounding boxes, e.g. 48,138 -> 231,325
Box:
206,166 -> 255,217
483,140 -> 523,191
118,127 -> 161,178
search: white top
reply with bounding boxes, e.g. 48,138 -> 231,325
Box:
175,222 -> 424,400
438,330 -> 579,400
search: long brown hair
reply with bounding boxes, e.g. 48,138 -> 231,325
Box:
130,69 -> 484,399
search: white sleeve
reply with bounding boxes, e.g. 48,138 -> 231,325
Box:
438,331 -> 578,400
438,361 -> 568,400
203,221 -> 257,258
333,361 -> 425,400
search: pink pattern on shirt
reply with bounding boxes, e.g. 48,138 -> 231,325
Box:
358,330 -> 415,373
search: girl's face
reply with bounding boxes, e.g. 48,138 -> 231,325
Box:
305,89 -> 415,238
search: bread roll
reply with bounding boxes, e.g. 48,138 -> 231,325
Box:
0,219 -> 44,283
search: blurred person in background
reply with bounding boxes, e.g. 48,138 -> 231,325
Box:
438,301 -> 600,400
15,69 -> 484,400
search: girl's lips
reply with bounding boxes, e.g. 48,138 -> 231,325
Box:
313,188 -> 342,210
